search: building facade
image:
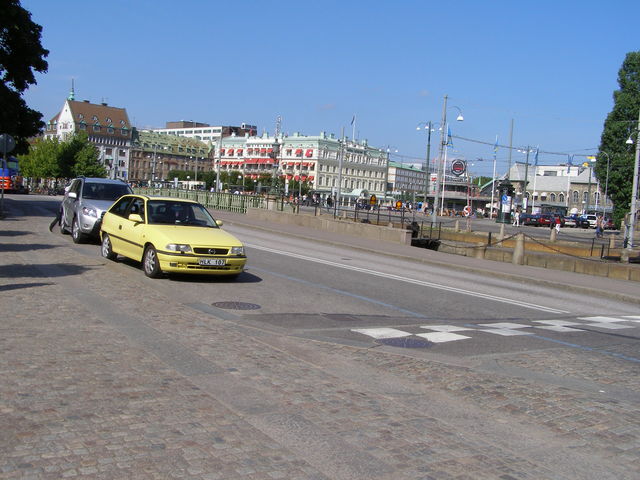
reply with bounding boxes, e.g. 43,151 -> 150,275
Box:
45,90 -> 133,181
507,163 -> 610,215
213,131 -> 389,198
151,121 -> 257,143
128,130 -> 211,184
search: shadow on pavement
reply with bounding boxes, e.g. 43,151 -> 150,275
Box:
0,263 -> 91,278
0,230 -> 31,237
167,271 -> 262,284
0,243 -> 58,253
0,282 -> 55,292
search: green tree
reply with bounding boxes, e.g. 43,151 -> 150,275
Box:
19,137 -> 61,178
597,51 -> 640,224
0,0 -> 49,153
19,131 -> 105,179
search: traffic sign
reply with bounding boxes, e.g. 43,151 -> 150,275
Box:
0,134 -> 16,153
451,159 -> 466,176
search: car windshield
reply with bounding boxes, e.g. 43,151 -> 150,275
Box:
83,182 -> 132,201
147,200 -> 219,227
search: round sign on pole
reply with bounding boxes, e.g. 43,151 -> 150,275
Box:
0,134 -> 16,153
463,205 -> 471,216
451,159 -> 466,176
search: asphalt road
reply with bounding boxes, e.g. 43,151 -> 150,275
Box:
2,194 -> 640,479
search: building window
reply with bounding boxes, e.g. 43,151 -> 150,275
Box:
573,191 -> 579,203
550,193 -> 556,202
93,125 -> 100,132
559,193 -> 565,203
107,127 -> 114,134
583,191 -> 589,203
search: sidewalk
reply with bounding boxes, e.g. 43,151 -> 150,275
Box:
214,210 -> 640,305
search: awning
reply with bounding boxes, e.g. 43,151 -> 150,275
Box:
286,174 -> 293,180
264,159 -> 274,164
302,162 -> 310,167
294,175 -> 300,181
237,148 -> 243,155
260,148 -> 267,154
228,149 -> 234,155
305,149 -> 313,157
308,176 -> 314,180
267,148 -> 273,153
247,148 -> 253,154
295,148 -> 303,155
301,175 -> 307,180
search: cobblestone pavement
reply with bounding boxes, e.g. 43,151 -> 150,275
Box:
1,199 -> 639,479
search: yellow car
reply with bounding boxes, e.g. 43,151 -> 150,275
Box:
100,195 -> 247,278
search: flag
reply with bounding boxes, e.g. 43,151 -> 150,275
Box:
493,136 -> 499,154
447,126 -> 453,147
534,147 -> 539,166
568,155 -> 574,173
350,115 -> 356,126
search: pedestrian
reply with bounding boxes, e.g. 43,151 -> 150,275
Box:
49,203 -> 62,232
554,215 -> 562,234
326,195 -> 333,212
512,209 -> 520,227
595,214 -> 603,238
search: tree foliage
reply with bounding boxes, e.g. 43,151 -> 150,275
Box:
0,0 -> 49,153
597,51 -> 640,224
19,131 -> 105,180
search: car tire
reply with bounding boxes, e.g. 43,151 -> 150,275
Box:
71,216 -> 86,244
101,234 -> 117,260
143,245 -> 162,278
59,217 -> 69,234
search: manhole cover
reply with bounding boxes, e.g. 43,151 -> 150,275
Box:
211,301 -> 261,310
377,337 -> 433,348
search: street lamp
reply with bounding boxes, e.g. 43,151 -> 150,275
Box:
432,95 -> 464,225
385,146 -> 398,205
592,151 -> 610,218
416,122 -> 441,213
627,109 -> 640,250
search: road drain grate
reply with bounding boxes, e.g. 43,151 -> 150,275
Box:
212,301 -> 261,310
377,337 -> 433,348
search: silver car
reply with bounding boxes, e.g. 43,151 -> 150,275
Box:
60,177 -> 132,243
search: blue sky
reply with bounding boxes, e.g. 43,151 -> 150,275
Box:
22,0 -> 639,177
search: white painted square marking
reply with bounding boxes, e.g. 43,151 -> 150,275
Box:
477,328 -> 533,336
351,328 -> 412,339
583,323 -> 633,330
577,316 -> 626,323
536,326 -> 584,332
420,325 -> 474,332
533,320 -> 584,327
416,332 -> 471,343
478,322 -> 531,330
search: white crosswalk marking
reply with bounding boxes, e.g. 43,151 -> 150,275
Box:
416,332 -> 470,343
351,328 -> 411,339
350,316 -> 638,345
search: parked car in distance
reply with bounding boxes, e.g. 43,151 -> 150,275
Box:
100,195 -> 247,278
563,216 -> 576,227
60,177 -> 133,243
604,218 -> 616,230
582,214 -> 598,228
519,213 -> 539,226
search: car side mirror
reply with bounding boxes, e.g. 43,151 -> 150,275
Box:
68,192 -> 77,199
128,213 -> 144,223
216,220 -> 223,226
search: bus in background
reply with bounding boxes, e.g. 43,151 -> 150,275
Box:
0,156 -> 28,194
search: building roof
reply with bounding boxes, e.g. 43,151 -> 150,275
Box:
49,100 -> 131,129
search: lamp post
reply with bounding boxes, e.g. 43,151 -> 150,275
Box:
431,95 -> 463,225
416,122 -> 439,213
627,108 -> 640,250
591,151 -> 610,218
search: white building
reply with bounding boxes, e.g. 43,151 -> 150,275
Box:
45,87 -> 133,181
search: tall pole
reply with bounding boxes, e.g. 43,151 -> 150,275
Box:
507,119 -> 514,178
627,108 -> 640,249
523,147 -> 530,212
586,162 -> 592,214
423,121 -> 432,208
431,95 -> 448,225
216,134 -> 222,192
152,144 -> 157,186
490,136 -> 497,218
336,127 -> 345,211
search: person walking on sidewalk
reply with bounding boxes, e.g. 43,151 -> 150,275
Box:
554,215 -> 562,234
512,209 -> 520,227
595,214 -> 604,238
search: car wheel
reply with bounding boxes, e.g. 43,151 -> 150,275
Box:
101,234 -> 117,260
143,246 -> 162,278
71,216 -> 86,244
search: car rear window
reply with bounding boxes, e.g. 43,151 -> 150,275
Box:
83,182 -> 132,201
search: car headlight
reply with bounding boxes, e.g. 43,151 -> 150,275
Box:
81,206 -> 98,218
166,244 -> 192,253
230,246 -> 244,255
